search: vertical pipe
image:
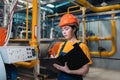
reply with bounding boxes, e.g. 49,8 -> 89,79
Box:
37,0 -> 41,78
110,10 -> 116,56
30,0 -> 38,51
37,0 -> 41,41
42,11 -> 46,38
3,4 -> 8,27
31,0 -> 38,42
26,0 -> 28,39
81,7 -> 87,43
30,0 -> 39,80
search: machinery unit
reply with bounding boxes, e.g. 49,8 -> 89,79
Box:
0,46 -> 36,64
0,54 -> 6,80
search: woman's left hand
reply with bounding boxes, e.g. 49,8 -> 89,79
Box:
53,62 -> 70,73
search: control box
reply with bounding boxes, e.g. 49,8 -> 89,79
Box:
0,46 -> 36,64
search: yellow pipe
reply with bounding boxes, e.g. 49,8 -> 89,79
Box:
67,6 -> 80,13
69,0 -> 79,6
86,36 -> 112,41
90,13 -> 116,57
26,0 -> 28,39
48,0 -> 81,17
70,9 -> 81,13
81,7 -> 87,43
14,60 -> 36,68
48,0 -> 120,17
67,0 -> 80,13
48,9 -> 81,17
9,39 -> 29,42
76,0 -> 120,12
14,0 -> 39,68
11,0 -> 29,40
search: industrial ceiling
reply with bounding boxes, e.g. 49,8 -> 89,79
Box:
16,0 -> 120,14
0,0 -> 120,17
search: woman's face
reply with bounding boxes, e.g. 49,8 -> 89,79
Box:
61,25 -> 75,40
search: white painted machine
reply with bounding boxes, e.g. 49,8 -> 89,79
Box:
0,46 -> 36,80
0,46 -> 36,64
0,54 -> 6,80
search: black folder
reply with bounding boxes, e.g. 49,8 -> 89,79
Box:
56,43 -> 90,70
40,43 -> 90,70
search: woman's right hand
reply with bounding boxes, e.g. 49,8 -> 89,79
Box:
53,62 -> 71,74
50,54 -> 56,58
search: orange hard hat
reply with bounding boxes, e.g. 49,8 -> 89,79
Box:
58,13 -> 79,27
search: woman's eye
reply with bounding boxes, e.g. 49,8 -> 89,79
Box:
65,28 -> 69,30
62,26 -> 70,31
65,29 -> 68,30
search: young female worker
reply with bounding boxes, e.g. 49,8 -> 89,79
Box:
53,13 -> 93,80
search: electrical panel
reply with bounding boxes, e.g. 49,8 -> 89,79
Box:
0,46 -> 36,64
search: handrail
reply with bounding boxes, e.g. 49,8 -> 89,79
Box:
14,0 -> 39,68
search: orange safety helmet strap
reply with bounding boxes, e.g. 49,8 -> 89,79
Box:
59,13 -> 79,27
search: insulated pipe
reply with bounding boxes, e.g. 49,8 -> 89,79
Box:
14,0 -> 39,68
76,0 -> 120,12
90,13 -> 116,57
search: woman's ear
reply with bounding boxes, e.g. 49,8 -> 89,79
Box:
73,27 -> 76,32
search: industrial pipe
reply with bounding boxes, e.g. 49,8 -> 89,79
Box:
69,0 -> 79,6
48,0 -> 120,17
86,36 -> 112,41
90,13 -> 116,57
81,7 -> 87,43
14,60 -> 36,68
48,0 -> 80,17
76,0 -> 120,12
67,6 -> 81,13
26,0 -> 28,39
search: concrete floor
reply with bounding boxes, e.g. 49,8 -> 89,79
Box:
18,67 -> 120,80
84,67 -> 120,80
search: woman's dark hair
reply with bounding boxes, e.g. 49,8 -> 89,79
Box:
69,24 -> 79,39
